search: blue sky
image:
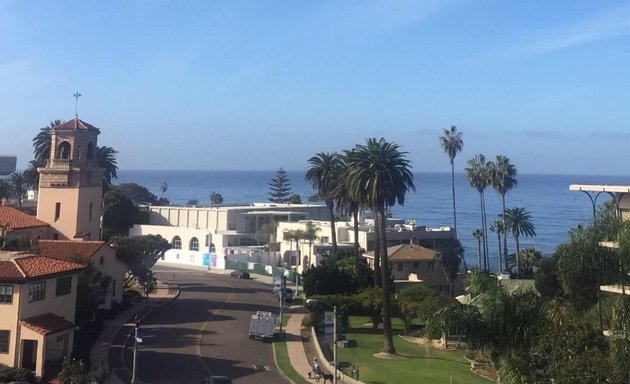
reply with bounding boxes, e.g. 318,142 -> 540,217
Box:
2,0 -> 630,175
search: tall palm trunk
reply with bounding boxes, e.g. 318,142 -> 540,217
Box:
450,161 -> 457,234
326,200 -> 337,258
496,231 -> 502,272
476,236 -> 481,269
482,192 -> 489,271
373,205 -> 382,287
353,208 -> 360,264
501,194 -> 508,272
378,205 -> 396,354
514,233 -> 520,274
477,191 -> 487,270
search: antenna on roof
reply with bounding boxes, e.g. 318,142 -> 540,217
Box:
73,91 -> 82,119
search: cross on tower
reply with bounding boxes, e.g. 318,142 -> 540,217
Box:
73,91 -> 81,119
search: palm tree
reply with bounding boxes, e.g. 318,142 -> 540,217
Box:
488,155 -> 518,272
0,179 -> 10,201
24,160 -> 42,190
9,171 -> 28,210
466,154 -> 490,271
33,119 -> 62,165
507,247 -> 542,278
302,221 -> 320,268
489,219 -> 505,272
503,207 -> 536,274
438,238 -> 464,296
345,137 -> 415,355
283,229 -> 303,269
305,152 -> 342,258
97,146 -> 118,191
472,229 -> 483,269
439,125 -> 463,234
333,151 -> 363,262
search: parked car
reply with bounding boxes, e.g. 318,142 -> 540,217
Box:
230,270 -> 250,279
202,376 -> 232,384
272,287 -> 293,302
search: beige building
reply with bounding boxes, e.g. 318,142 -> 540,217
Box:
0,252 -> 84,379
0,205 -> 51,247
364,243 -> 464,295
130,203 -> 330,268
37,118 -> 104,241
37,240 -> 126,310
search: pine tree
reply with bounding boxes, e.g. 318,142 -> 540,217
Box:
268,168 -> 292,203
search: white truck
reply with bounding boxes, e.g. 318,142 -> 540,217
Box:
249,311 -> 276,341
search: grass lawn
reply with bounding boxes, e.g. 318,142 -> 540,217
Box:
337,317 -> 492,384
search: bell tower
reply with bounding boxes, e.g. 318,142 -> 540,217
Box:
37,118 -> 104,240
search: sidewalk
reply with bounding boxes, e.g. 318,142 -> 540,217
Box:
89,280 -> 179,384
285,313 -> 315,382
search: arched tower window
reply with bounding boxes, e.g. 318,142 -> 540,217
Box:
77,145 -> 82,160
58,142 -> 71,159
172,236 -> 182,250
189,237 -> 199,251
87,142 -> 95,159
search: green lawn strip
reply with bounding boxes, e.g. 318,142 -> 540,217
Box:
274,337 -> 312,384
338,317 -> 492,384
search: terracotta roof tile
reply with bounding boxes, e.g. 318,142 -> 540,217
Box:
54,118 -> 99,131
21,313 -> 74,335
38,240 -> 105,263
0,206 -> 49,231
0,260 -> 24,280
15,255 -> 85,278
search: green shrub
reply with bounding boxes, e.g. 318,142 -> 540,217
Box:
0,363 -> 36,383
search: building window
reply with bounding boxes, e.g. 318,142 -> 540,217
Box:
77,145 -> 82,160
56,277 -> 72,297
172,236 -> 182,250
29,281 -> 46,302
321,236 -> 329,243
89,202 -> 93,221
413,261 -> 418,268
397,262 -> 403,271
58,141 -> 71,159
87,142 -> 95,159
0,330 -> 9,353
53,233 -> 59,240
205,235 -> 209,247
0,285 -> 13,304
55,202 -> 61,221
189,237 -> 199,251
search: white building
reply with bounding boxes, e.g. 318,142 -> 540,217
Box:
129,203 -> 330,269
277,216 -> 455,273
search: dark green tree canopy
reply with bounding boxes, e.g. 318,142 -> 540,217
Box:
268,167 -> 293,203
111,234 -> 170,285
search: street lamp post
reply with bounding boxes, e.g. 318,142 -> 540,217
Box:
306,299 -> 337,384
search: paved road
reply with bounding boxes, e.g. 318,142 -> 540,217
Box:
127,266 -> 287,384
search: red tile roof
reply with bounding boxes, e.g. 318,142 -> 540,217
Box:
54,118 -> 99,131
0,206 -> 49,231
21,313 -> 74,335
0,253 -> 84,282
38,240 -> 106,263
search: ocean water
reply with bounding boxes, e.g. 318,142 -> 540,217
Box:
117,170 -> 630,270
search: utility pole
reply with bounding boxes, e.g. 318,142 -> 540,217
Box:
131,315 -> 140,383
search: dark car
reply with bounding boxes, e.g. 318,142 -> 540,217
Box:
272,287 -> 293,302
230,270 -> 250,279
202,376 -> 232,384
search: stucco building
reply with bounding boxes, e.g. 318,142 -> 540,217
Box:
0,205 -> 51,247
129,203 -> 330,269
0,252 -> 84,379
37,118 -> 104,241
38,240 -> 125,310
